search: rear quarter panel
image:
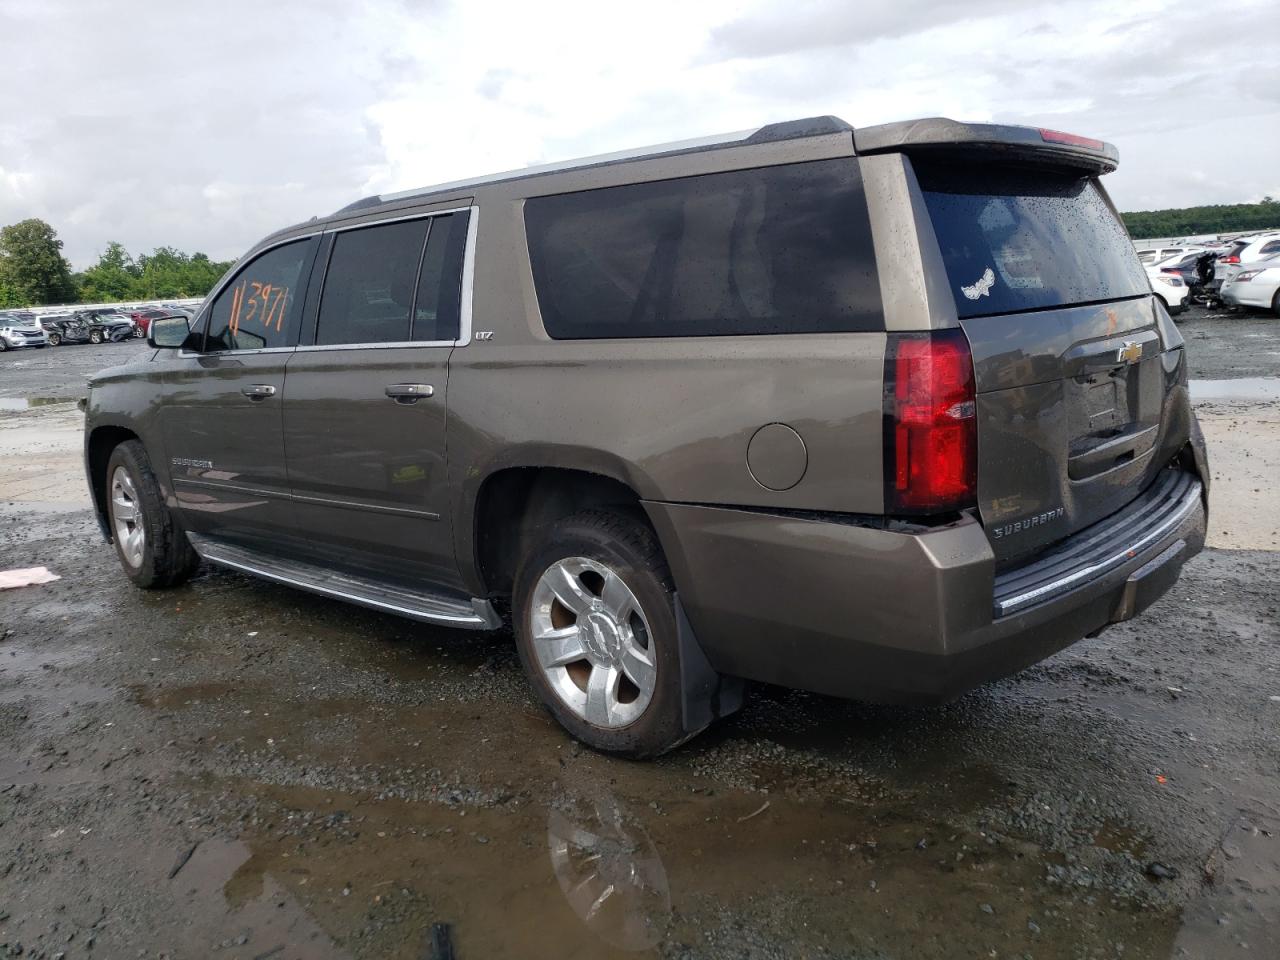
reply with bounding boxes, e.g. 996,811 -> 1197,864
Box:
446,141 -> 888,593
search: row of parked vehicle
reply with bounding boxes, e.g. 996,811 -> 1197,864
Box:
0,304 -> 194,352
1137,232 -> 1280,318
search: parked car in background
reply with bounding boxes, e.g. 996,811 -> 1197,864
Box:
1221,254 -> 1280,316
1136,244 -> 1198,265
1216,233 -> 1280,287
1154,249 -> 1215,298
53,312 -> 135,345
0,311 -> 49,351
1146,263 -> 1189,316
129,307 -> 176,337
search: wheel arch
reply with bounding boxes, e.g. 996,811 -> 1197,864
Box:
466,464 -> 654,601
86,424 -> 141,541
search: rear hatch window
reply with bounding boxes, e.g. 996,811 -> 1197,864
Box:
917,164 -> 1149,318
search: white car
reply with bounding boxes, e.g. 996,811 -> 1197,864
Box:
1216,233 -> 1280,286
1220,255 -> 1280,315
1146,263 -> 1189,316
1137,244 -> 1199,265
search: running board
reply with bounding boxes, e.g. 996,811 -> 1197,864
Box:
186,534 -> 501,630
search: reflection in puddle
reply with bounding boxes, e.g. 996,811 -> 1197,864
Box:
547,794 -> 671,952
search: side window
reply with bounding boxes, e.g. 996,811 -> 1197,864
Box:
524,159 -> 882,339
316,219 -> 429,346
205,238 -> 316,352
1258,240 -> 1280,256
412,212 -> 470,342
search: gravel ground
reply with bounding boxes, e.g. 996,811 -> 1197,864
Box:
0,304 -> 1277,960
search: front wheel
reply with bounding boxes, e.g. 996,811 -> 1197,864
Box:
88,329 -> 104,344
513,509 -> 689,758
0,339 -> 8,352
47,333 -> 61,346
133,326 -> 145,338
1272,289 -> 1280,319
105,440 -> 199,589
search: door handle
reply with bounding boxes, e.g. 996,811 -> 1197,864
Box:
385,383 -> 434,404
241,384 -> 277,401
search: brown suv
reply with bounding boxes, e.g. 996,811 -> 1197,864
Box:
84,116 -> 1209,756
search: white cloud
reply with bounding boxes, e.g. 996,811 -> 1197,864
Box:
0,0 -> 1276,268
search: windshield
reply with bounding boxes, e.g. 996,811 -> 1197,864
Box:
917,162 -> 1149,318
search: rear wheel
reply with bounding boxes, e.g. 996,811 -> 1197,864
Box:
105,440 -> 199,589
1272,289 -> 1280,318
47,332 -> 61,346
513,509 -> 688,757
89,329 -> 104,344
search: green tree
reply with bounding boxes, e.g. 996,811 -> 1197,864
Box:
0,218 -> 77,305
78,241 -> 138,301
1121,198 -> 1280,239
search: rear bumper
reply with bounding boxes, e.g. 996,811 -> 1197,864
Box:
645,467 -> 1206,705
1221,286 -> 1272,309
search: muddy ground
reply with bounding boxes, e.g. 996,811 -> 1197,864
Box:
1,304 -> 1278,959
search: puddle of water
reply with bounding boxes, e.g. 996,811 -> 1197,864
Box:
0,396 -> 78,411
1189,377 -> 1280,401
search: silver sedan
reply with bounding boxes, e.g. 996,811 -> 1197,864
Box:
1221,255 -> 1280,316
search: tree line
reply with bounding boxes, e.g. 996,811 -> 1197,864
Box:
0,218 -> 235,308
1121,197 -> 1279,240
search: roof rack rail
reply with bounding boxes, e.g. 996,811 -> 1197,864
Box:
331,115 -> 853,216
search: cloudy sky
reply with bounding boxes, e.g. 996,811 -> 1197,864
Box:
1,0 -> 1277,268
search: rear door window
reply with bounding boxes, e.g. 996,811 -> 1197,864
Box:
316,212 -> 471,346
204,238 -> 317,352
524,159 -> 881,339
317,220 -> 429,346
916,163 -> 1149,319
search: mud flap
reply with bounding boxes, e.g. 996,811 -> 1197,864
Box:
675,594 -> 745,734
1110,539 -> 1187,623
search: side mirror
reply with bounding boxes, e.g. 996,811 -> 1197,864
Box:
148,315 -> 192,349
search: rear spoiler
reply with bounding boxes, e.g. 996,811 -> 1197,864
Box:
854,118 -> 1119,175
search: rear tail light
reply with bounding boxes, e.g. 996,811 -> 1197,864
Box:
1221,255 -> 1240,264
884,330 -> 977,515
1159,267 -> 1182,274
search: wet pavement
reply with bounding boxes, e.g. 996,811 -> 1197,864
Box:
1,305 -> 1279,959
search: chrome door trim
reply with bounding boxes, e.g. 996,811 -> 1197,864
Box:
290,492 -> 440,520
174,477 -> 441,520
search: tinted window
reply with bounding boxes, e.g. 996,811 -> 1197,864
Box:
205,239 -> 316,351
525,159 -> 881,339
412,212 -> 470,341
917,163 -> 1149,319
1259,240 -> 1280,256
317,220 -> 429,345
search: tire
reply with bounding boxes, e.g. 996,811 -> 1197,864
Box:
0,339 -> 8,352
104,440 -> 199,589
513,509 -> 688,758
1272,289 -> 1280,319
47,333 -> 61,346
133,327 -> 145,338
89,329 -> 104,344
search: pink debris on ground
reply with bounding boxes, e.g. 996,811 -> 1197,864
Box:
0,566 -> 61,590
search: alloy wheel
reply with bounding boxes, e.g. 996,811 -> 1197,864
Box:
110,466 -> 146,568
529,556 -> 656,729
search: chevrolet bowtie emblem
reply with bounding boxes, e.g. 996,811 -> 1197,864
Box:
1117,341 -> 1142,364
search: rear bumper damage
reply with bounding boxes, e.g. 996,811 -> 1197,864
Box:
646,466 -> 1206,706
